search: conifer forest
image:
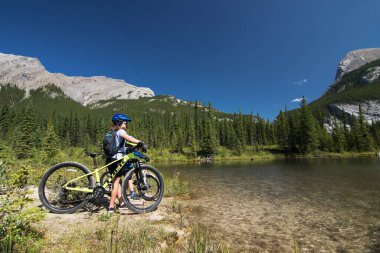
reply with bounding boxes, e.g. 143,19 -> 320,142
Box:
1,84 -> 379,161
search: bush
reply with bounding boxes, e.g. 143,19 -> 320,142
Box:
0,161 -> 45,252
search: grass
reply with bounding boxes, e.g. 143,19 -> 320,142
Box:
40,216 -> 230,253
149,146 -> 278,162
187,223 -> 230,253
168,199 -> 190,230
295,150 -> 377,158
42,216 -> 178,253
164,171 -> 189,197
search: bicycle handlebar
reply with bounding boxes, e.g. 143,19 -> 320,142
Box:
85,142 -> 148,160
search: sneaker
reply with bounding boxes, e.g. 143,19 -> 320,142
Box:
108,207 -> 115,213
130,192 -> 141,200
119,203 -> 128,210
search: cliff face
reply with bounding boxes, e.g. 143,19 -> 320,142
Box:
329,101 -> 380,124
315,49 -> 380,123
335,48 -> 380,80
0,53 -> 154,106
323,48 -> 380,96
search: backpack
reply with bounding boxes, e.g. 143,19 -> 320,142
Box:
103,129 -> 125,157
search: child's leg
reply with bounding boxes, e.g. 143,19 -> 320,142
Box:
128,179 -> 134,192
109,177 -> 121,208
117,180 -> 124,204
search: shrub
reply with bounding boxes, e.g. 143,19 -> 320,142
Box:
0,161 -> 45,252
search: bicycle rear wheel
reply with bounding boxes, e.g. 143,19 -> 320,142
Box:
121,165 -> 164,213
38,162 -> 94,214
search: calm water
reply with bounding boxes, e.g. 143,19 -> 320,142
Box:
159,158 -> 380,252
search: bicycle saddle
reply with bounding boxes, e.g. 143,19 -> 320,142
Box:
85,151 -> 104,158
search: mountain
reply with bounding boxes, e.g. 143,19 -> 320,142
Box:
0,52 -> 154,106
0,83 -> 210,120
311,48 -> 380,123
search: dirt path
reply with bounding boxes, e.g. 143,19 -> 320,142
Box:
29,186 -> 191,251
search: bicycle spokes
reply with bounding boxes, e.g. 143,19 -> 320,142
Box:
39,163 -> 94,213
121,165 -> 164,213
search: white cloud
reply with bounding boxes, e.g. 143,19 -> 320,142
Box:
291,98 -> 303,103
293,79 -> 308,86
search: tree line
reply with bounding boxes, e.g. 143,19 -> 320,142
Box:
0,97 -> 379,161
0,101 -> 276,159
275,97 -> 380,155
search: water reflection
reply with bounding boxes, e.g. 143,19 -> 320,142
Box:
159,158 -> 380,252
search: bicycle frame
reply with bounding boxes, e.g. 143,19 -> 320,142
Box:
62,151 -> 139,193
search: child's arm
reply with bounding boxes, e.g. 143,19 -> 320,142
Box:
121,133 -> 141,144
121,131 -> 147,152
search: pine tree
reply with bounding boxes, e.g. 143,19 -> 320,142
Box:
194,101 -> 201,140
357,104 -> 374,151
0,105 -> 12,138
332,119 -> 346,152
226,120 -> 236,150
42,119 -> 60,157
247,112 -> 255,146
63,132 -> 71,148
234,138 -> 244,155
219,119 -> 227,147
297,97 -> 317,154
276,110 -> 289,153
370,121 -> 380,148
342,114 -> 351,150
350,114 -> 361,151
13,104 -> 38,159
236,112 -> 246,147
200,103 -> 218,154
188,118 -> 198,155
172,112 -> 184,152
70,113 -> 81,146
316,124 -> 333,152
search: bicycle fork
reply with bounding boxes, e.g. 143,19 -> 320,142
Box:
134,162 -> 148,190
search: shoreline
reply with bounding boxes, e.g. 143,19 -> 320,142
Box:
150,151 -> 378,163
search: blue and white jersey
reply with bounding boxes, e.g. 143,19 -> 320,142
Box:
112,129 -> 127,159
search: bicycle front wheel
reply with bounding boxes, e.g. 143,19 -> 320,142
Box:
38,162 -> 94,214
121,165 -> 164,213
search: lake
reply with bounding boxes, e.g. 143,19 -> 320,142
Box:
159,158 -> 380,252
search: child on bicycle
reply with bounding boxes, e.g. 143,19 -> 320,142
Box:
106,113 -> 147,213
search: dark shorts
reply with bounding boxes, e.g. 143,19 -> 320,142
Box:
105,157 -> 133,178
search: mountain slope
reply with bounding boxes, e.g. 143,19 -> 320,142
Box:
0,83 -> 222,120
310,50 -> 380,123
0,52 -> 154,106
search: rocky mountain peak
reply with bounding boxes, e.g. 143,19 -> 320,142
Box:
335,48 -> 380,80
323,48 -> 380,96
0,52 -> 154,106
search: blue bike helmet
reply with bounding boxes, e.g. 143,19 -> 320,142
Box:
112,113 -> 132,125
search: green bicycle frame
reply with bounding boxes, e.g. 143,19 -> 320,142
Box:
63,151 -> 138,193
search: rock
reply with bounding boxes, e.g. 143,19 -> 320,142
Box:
329,100 -> 380,124
335,48 -> 380,80
322,115 -> 350,134
361,66 -> 380,84
148,213 -> 165,221
0,52 -> 154,105
323,48 -> 380,95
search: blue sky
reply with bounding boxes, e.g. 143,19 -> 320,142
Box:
1,0 -> 380,119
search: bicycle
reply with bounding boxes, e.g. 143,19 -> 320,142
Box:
38,145 -> 164,214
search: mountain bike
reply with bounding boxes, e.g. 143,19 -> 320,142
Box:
38,145 -> 164,214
